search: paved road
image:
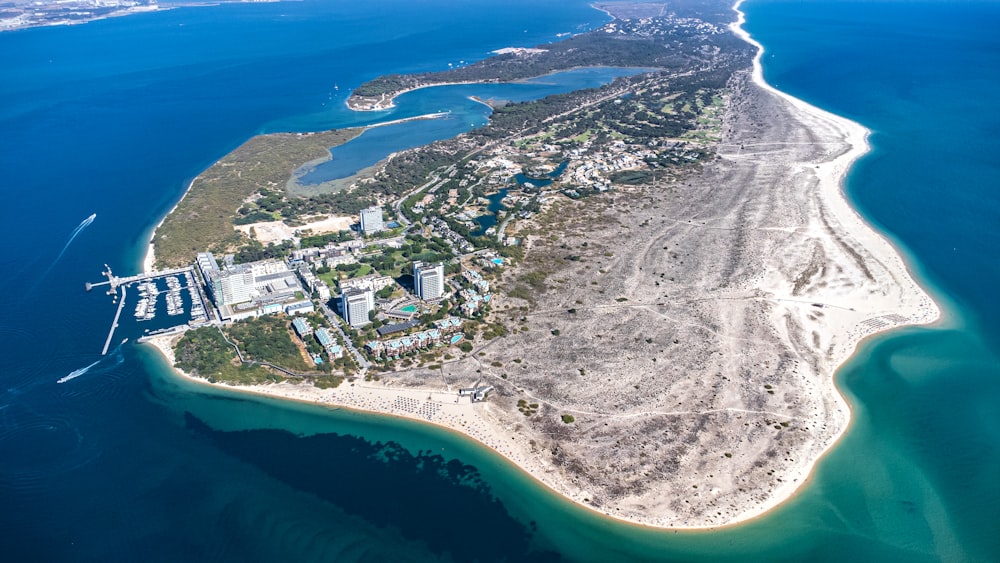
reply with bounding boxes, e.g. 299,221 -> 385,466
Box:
318,301 -> 371,375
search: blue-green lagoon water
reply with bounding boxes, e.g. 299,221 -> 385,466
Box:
1,0 -> 999,560
297,68 -> 648,184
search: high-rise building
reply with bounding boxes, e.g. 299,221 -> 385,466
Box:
341,287 -> 374,327
208,266 -> 254,306
414,262 -> 445,301
360,206 -> 384,235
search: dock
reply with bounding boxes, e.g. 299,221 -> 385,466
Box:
102,284 -> 126,355
87,263 -> 201,355
85,264 -> 194,296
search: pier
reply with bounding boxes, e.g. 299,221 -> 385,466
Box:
86,263 -> 200,355
102,284 -> 126,355
85,264 -> 194,296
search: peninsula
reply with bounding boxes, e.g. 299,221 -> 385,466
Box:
141,0 -> 939,529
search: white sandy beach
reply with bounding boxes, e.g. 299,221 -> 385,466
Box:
346,82 -> 483,112
142,178 -> 196,275
144,332 -> 545,487
717,0 -> 941,524
140,1 -> 942,531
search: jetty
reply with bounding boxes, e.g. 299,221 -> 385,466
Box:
86,263 -> 200,355
85,264 -> 194,295
102,284 -> 127,355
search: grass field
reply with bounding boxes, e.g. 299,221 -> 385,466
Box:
153,128 -> 361,268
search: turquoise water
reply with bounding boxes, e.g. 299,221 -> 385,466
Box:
2,0 -> 999,560
297,68 -> 648,184
514,160 -> 570,187
471,189 -> 509,236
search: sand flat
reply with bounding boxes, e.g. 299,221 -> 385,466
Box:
145,2 -> 939,530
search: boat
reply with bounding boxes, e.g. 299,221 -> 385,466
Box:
134,298 -> 148,319
57,359 -> 99,384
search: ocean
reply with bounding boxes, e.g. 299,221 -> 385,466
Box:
1,0 -> 998,560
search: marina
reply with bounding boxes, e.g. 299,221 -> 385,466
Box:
87,264 -> 210,355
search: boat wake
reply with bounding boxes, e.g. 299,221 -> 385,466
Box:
56,338 -> 127,384
54,212 -> 97,265
57,360 -> 100,384
28,213 -> 97,294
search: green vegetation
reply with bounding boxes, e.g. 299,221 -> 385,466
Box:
517,399 -> 540,417
561,414 -> 575,424
352,16 -> 751,110
299,230 -> 354,248
172,315 -> 341,385
609,170 -> 656,185
313,375 -> 345,389
225,315 -> 312,372
233,239 -> 294,263
153,129 -> 361,268
174,327 -> 278,384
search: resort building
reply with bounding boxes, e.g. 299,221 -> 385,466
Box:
339,274 -> 394,294
198,252 -> 312,321
360,205 -> 384,235
433,316 -> 463,332
291,317 -> 313,339
414,262 -> 445,301
297,265 -> 332,300
364,328 -> 444,359
341,287 -> 374,327
459,288 -> 492,316
209,266 -> 254,306
314,328 -> 343,359
196,252 -> 220,278
462,269 -> 490,294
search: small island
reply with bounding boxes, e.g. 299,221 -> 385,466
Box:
135,0 -> 939,529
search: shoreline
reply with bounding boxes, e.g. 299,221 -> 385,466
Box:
143,332 -> 770,533
365,111 -> 451,128
143,176 -> 197,275
142,332 -> 563,508
346,81 -> 485,112
716,0 -> 943,523
345,66 -> 657,113
142,112 -> 448,274
136,1 -> 944,532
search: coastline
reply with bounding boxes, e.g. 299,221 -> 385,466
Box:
144,331 -> 761,532
337,0 -> 935,528
732,0 -> 941,378
717,0 -> 943,522
136,1 -> 943,532
346,81 -> 485,112
143,332 -> 548,497
346,66 -> 655,113
142,177 -> 197,275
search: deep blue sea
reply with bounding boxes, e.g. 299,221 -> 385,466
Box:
1,0 -> 998,561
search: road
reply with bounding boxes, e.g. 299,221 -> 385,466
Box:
318,300 -> 371,375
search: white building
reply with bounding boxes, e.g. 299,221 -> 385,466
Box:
341,287 -> 374,327
199,252 -> 310,321
209,266 -> 254,306
360,206 -> 384,235
297,266 -> 332,301
340,274 -> 394,294
250,260 -> 288,278
414,262 -> 445,301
